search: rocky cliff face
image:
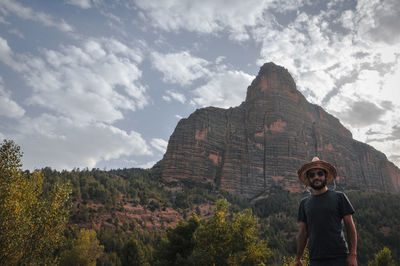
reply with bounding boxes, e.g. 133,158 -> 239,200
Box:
154,63 -> 400,199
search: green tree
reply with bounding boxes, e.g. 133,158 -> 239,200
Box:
368,247 -> 395,266
60,228 -> 104,266
190,199 -> 272,265
0,139 -> 71,265
155,214 -> 200,265
121,237 -> 147,266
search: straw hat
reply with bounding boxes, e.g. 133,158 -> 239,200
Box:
297,157 -> 337,186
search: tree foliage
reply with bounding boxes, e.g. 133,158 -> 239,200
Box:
189,199 -> 272,265
368,247 -> 396,266
60,228 -> 104,266
155,214 -> 200,265
0,139 -> 71,265
121,237 -> 147,266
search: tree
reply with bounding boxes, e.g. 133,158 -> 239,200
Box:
368,247 -> 395,266
60,228 -> 104,266
155,214 -> 200,265
190,199 -> 272,265
0,139 -> 71,265
121,237 -> 147,266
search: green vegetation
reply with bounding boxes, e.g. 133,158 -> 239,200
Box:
368,247 -> 396,266
0,140 -> 71,265
60,228 -> 104,266
189,199 -> 272,265
1,139 -> 400,265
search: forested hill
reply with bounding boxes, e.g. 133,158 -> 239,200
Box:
39,166 -> 400,265
2,137 -> 398,265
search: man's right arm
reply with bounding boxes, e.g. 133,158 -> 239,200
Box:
295,221 -> 308,266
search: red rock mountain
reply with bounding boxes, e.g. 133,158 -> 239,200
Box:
154,63 -> 400,200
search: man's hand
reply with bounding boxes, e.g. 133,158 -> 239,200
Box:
294,258 -> 303,266
347,254 -> 357,266
344,215 -> 357,266
295,222 -> 308,266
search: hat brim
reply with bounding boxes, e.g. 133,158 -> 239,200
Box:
297,160 -> 337,186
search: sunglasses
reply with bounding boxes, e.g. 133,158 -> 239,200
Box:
307,170 -> 325,179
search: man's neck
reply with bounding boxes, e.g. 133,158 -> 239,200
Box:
313,186 -> 328,195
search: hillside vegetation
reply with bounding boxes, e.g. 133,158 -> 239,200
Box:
1,139 -> 399,265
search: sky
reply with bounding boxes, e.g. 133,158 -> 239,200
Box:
0,0 -> 399,171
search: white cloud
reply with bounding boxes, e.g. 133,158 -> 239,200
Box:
0,77 -> 25,118
138,160 -> 157,169
255,3 -> 400,110
0,36 -> 17,68
0,16 -> 9,24
151,51 -> 210,86
367,139 -> 400,168
191,70 -> 253,108
66,0 -> 92,9
134,0 -> 303,40
14,114 -> 152,170
150,138 -> 168,153
0,0 -> 73,32
163,90 -> 186,103
2,37 -> 147,124
151,50 -> 254,108
355,0 -> 400,45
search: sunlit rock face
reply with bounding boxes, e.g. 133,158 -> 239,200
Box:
154,62 -> 400,199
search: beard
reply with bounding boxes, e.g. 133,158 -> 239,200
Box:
310,178 -> 327,190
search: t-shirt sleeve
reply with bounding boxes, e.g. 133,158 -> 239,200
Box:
338,192 -> 355,218
297,198 -> 307,222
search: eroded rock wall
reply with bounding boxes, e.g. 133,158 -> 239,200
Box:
155,63 -> 400,199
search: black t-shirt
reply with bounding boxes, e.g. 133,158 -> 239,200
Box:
297,190 -> 355,260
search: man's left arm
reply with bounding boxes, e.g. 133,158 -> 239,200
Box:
343,214 -> 357,266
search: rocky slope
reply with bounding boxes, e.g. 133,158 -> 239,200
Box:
154,63 -> 400,199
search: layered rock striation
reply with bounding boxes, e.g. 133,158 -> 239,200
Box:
154,63 -> 400,199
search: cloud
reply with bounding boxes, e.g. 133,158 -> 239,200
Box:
366,139 -> 400,168
2,37 -> 147,124
138,160 -> 157,169
134,0 -> 303,40
0,0 -> 73,32
163,90 -> 186,103
255,2 -> 400,106
151,51 -> 210,86
8,29 -> 24,39
0,77 -> 25,118
0,16 -> 9,24
389,126 -> 400,140
150,138 -> 168,153
0,36 -> 19,70
354,0 -> 400,45
12,114 -> 152,170
336,100 -> 386,128
191,70 -> 253,108
151,50 -> 253,108
66,0 -> 92,9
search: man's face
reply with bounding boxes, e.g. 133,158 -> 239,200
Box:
307,168 -> 327,190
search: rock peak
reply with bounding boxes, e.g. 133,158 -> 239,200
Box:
246,62 -> 297,103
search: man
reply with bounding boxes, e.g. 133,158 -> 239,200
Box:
295,157 -> 357,266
